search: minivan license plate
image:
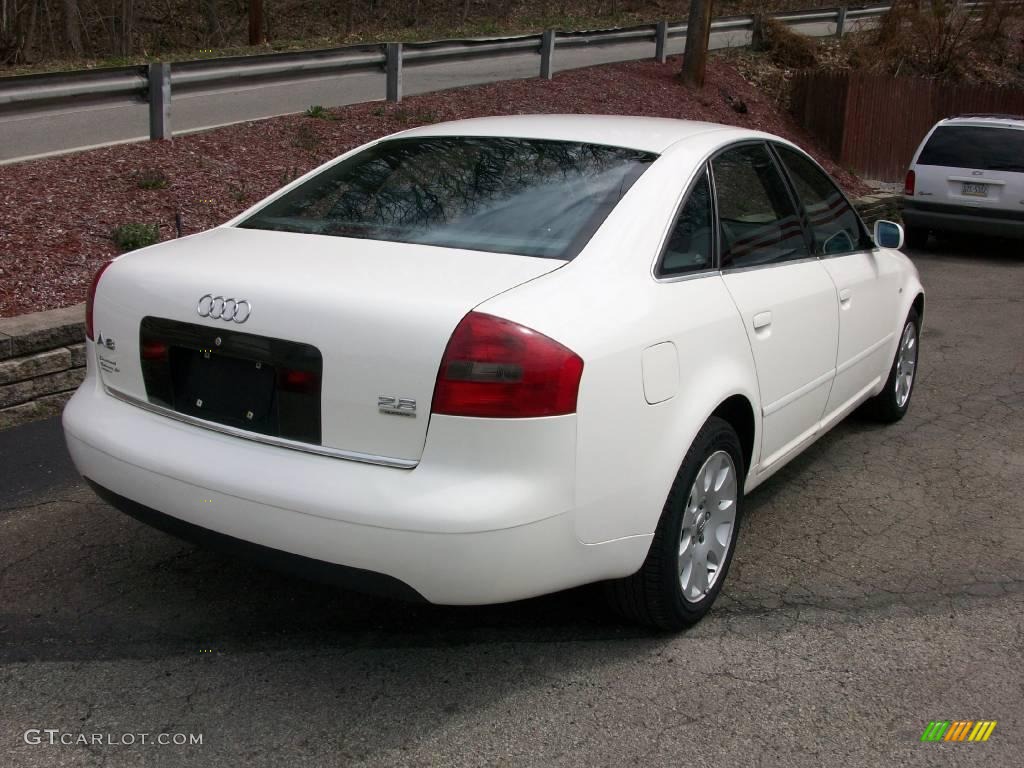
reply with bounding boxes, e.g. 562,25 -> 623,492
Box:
962,182 -> 988,197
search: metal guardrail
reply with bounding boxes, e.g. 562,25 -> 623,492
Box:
0,2 -> 981,143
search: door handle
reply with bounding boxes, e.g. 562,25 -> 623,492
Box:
752,311 -> 773,330
839,288 -> 852,305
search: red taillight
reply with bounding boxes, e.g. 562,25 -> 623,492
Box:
904,169 -> 916,196
432,312 -> 584,418
85,261 -> 113,341
141,340 -> 168,360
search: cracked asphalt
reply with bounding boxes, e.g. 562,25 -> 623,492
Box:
1,240 -> 1022,767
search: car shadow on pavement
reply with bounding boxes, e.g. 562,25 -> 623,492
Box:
906,233 -> 1024,265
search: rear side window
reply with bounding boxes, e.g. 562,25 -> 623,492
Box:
917,126 -> 1024,172
775,145 -> 869,256
658,170 -> 714,277
239,137 -> 657,260
712,143 -> 810,269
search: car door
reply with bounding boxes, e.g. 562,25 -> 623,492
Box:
713,142 -> 839,471
773,143 -> 902,423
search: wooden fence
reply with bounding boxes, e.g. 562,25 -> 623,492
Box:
791,72 -> 1024,181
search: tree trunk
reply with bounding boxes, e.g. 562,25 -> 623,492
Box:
248,0 -> 264,45
680,0 -> 713,87
200,0 -> 221,44
62,0 -> 81,54
117,0 -> 133,56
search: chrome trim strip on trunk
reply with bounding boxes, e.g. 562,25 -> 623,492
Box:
103,385 -> 419,470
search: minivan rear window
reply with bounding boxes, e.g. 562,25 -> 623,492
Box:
239,136 -> 658,260
917,125 -> 1024,172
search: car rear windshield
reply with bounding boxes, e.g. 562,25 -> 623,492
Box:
238,136 -> 658,260
917,125 -> 1024,172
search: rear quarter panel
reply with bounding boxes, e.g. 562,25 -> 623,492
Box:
478,132 -> 762,546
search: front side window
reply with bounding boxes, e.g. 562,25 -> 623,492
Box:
711,143 -> 810,269
917,125 -> 1024,172
658,170 -> 714,277
775,145 -> 869,256
239,137 -> 658,260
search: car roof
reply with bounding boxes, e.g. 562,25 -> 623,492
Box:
938,114 -> 1024,129
393,115 -> 753,154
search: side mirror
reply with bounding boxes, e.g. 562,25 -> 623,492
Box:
874,220 -> 905,250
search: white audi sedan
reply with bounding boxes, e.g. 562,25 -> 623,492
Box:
63,116 -> 923,629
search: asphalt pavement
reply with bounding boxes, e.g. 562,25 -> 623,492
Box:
1,238 -> 1022,767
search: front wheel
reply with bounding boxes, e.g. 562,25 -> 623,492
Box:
606,417 -> 744,631
861,307 -> 920,423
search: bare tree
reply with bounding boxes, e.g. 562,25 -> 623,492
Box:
249,0 -> 264,45
63,0 -> 81,54
680,0 -> 713,87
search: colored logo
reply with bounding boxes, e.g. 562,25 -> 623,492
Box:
920,721 -> 997,742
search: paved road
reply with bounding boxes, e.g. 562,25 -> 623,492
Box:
2,239 -> 1022,767
0,18 -> 871,164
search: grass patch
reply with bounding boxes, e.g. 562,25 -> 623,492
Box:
112,222 -> 160,252
226,181 -> 249,203
134,168 -> 169,190
290,124 -> 322,152
390,107 -> 440,125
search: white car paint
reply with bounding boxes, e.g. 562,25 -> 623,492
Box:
63,115 -> 924,606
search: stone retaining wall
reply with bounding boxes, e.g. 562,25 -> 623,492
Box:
0,304 -> 86,429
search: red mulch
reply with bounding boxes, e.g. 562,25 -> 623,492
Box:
0,56 -> 865,318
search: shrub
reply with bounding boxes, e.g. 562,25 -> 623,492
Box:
868,0 -> 1017,79
135,168 -> 169,190
226,181 -> 248,203
305,104 -> 330,119
112,223 -> 159,252
291,124 -> 321,152
752,14 -> 818,69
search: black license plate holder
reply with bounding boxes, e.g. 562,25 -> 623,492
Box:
173,348 -> 278,432
140,317 -> 323,444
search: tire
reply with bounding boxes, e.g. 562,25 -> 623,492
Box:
904,226 -> 929,250
861,307 -> 920,423
605,416 -> 744,631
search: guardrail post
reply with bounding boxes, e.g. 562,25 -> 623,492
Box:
386,42 -> 403,103
836,6 -> 848,37
655,21 -> 668,63
540,29 -> 556,80
147,63 -> 171,140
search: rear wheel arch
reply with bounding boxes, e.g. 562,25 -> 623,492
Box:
709,394 -> 756,482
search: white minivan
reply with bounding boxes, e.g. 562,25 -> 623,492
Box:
902,114 -> 1024,248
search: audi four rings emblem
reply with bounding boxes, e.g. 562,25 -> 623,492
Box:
197,294 -> 251,324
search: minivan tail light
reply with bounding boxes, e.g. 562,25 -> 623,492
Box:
432,312 -> 584,418
904,169 -> 916,196
85,261 -> 113,341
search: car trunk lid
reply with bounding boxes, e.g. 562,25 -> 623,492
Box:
92,227 -> 563,463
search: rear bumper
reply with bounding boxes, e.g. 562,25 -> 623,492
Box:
902,199 -> 1024,239
85,478 -> 427,602
63,349 -> 651,604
